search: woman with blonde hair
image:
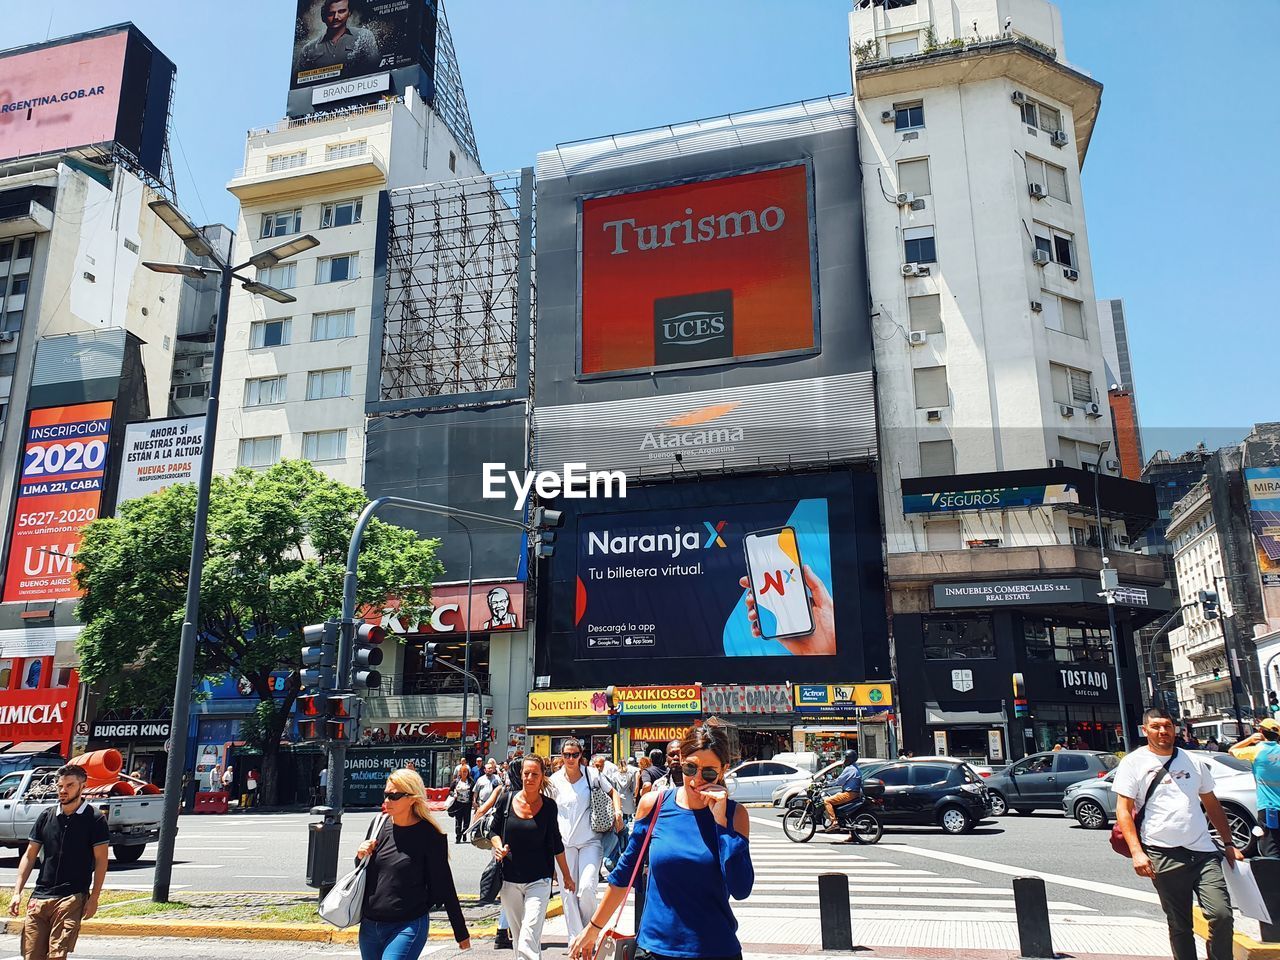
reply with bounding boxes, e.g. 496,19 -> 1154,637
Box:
356,767 -> 471,960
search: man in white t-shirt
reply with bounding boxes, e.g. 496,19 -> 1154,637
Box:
550,738 -> 621,939
1112,707 -> 1242,960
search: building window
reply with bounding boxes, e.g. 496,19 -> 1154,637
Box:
0,354 -> 15,377
1026,156 -> 1069,202
919,439 -> 955,477
320,199 -> 363,229
170,382 -> 208,401
1038,104 -> 1063,135
923,616 -> 995,660
1024,617 -> 1113,665
1059,436 -> 1103,471
1050,363 -> 1094,406
244,376 -> 287,407
898,158 -> 931,197
903,226 -> 936,264
1020,100 -> 1039,129
908,294 -> 942,333
448,151 -> 457,173
1035,233 -> 1053,259
260,209 -> 302,239
914,365 -> 949,408
258,262 -> 296,290
303,428 -> 348,462
326,140 -> 367,162
268,152 -> 306,173
1042,295 -> 1086,338
894,101 -> 924,131
925,519 -> 962,551
238,436 -> 281,468
249,318 -> 291,348
311,309 -> 356,342
887,34 -> 920,57
1053,231 -> 1076,268
306,367 -> 352,400
316,254 -> 358,284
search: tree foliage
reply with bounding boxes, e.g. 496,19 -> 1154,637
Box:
74,460 -> 443,800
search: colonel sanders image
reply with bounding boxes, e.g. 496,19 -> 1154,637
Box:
296,0 -> 381,80
483,587 -> 519,630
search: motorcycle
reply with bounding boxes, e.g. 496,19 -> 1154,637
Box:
782,778 -> 885,844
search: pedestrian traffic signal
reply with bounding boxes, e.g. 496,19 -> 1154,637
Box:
1199,589 -> 1220,621
300,621 -> 338,691
352,623 -> 384,691
1269,689 -> 1279,715
422,642 -> 438,669
297,693 -> 360,741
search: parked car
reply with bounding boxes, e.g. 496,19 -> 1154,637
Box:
860,758 -> 993,834
725,759 -> 813,803
985,750 -> 1118,816
1062,751 -> 1261,852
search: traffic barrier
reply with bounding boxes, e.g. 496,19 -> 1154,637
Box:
426,787 -> 450,810
818,872 -> 853,951
1013,876 -> 1054,959
194,791 -> 229,814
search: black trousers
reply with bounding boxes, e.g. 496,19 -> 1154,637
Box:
453,805 -> 472,841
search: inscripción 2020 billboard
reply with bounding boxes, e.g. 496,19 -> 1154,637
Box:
3,402 -> 113,603
579,163 -> 816,376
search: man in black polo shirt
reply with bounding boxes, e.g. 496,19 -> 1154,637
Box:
8,764 -> 109,960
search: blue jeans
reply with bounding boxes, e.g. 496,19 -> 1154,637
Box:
359,915 -> 431,960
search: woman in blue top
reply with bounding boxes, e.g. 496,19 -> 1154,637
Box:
569,723 -> 754,960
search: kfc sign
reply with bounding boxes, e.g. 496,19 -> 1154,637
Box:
389,722 -> 467,741
382,581 -> 526,635
0,674 -> 79,754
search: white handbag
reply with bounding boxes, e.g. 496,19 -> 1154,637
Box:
319,814 -> 387,929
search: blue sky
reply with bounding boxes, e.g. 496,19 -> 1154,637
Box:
9,1 -> 1272,457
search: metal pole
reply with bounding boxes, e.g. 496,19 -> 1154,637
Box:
453,517 -> 474,763
152,264 -> 233,903
1215,575 -> 1248,732
1094,451 -> 1133,752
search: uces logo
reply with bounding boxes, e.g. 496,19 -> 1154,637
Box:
653,290 -> 733,365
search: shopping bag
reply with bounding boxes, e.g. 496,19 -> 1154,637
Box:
1221,859 -> 1272,924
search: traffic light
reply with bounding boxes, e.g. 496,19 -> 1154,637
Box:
532,507 -> 564,559
422,642 -> 438,669
480,718 -> 492,744
352,623 -> 385,691
297,693 -> 359,741
297,693 -> 326,741
1199,589 -> 1220,621
1269,689 -> 1278,715
300,621 -> 338,690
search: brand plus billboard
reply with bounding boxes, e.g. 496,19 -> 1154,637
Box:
3,402 -> 113,603
291,0 -> 437,103
579,164 -> 816,377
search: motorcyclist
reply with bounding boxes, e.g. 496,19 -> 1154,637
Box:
823,749 -> 863,834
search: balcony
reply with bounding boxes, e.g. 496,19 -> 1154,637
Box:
0,198 -> 53,240
227,142 -> 387,204
888,543 -> 1165,585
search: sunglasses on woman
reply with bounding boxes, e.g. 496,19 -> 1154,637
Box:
384,791 -> 409,801
562,751 -> 582,759
681,762 -> 721,784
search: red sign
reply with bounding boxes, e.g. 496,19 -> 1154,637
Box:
0,675 -> 79,755
580,164 -> 815,376
3,402 -> 114,602
382,581 -> 526,635
388,722 -> 476,741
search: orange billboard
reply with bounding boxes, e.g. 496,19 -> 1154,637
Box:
579,164 -> 816,376
3,402 -> 114,602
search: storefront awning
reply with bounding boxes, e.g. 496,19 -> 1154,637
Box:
9,741 -> 62,754
924,703 -> 1005,726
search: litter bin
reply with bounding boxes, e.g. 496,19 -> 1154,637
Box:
307,806 -> 343,893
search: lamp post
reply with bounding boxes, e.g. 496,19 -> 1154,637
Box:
1213,574 -> 1249,732
1093,442 -> 1132,752
143,199 -> 318,903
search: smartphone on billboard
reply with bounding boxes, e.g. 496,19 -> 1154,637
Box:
743,526 -> 814,640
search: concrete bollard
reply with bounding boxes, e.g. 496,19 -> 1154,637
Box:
819,872 -> 854,951
1253,857 -> 1280,943
1013,876 -> 1055,959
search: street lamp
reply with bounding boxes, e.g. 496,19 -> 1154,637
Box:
144,197 -> 318,902
1093,442 -> 1133,752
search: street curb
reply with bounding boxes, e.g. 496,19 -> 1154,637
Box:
1193,907 -> 1280,960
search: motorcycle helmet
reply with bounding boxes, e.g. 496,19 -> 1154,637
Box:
844,749 -> 860,767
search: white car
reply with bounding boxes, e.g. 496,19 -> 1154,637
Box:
772,760 -> 842,807
724,759 -> 813,803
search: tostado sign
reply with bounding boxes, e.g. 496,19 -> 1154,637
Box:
89,719 -> 171,741
1058,666 -> 1111,698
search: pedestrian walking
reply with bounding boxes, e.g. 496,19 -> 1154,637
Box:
1228,717 -> 1280,857
448,765 -> 474,844
8,764 -> 109,960
568,723 -> 754,960
648,740 -> 684,793
473,763 -> 514,950
491,755 -> 576,960
639,748 -> 666,797
355,768 -> 470,960
551,737 -> 621,941
209,762 -> 223,793
222,765 -> 234,795
1114,707 -> 1243,960
243,769 -> 259,809
476,759 -> 503,811
318,765 -> 329,805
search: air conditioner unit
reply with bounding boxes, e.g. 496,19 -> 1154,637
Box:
881,110 -> 896,123
0,331 -> 14,343
1107,459 -> 1120,472
1048,458 -> 1066,468
908,330 -> 928,346
901,262 -> 930,277
1051,130 -> 1069,147
1063,267 -> 1080,281
909,198 -> 927,211
1030,300 -> 1044,313
896,192 -> 915,205
1032,250 -> 1052,266
926,409 -> 942,422
1011,91 -> 1027,105
1028,182 -> 1047,199
1114,534 -> 1131,547
1086,402 -> 1102,418
1059,404 -> 1075,418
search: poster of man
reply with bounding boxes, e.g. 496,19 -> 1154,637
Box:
292,0 -> 421,89
483,586 -> 519,630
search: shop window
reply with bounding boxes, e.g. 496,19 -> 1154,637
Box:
1023,617 -> 1113,664
923,615 -> 995,659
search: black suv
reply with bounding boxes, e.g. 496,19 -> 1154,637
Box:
861,758 -> 992,834
984,750 -> 1118,816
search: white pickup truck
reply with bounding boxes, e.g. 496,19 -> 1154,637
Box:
0,767 -> 162,862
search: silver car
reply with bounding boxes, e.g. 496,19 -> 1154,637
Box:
1061,751 -> 1261,853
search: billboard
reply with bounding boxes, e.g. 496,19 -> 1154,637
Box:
1245,467 -> 1280,586
291,0 -> 436,94
0,27 -> 174,179
579,164 -> 816,377
3,402 -> 113,603
115,415 -> 205,508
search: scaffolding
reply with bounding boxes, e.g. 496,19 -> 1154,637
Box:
381,170 -> 533,405
433,1 -> 480,167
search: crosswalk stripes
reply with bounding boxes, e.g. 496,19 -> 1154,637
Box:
739,832 -> 1097,922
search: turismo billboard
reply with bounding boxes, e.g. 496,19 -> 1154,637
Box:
3,402 -> 113,603
115,415 -> 205,508
291,0 -> 433,91
578,163 -> 817,376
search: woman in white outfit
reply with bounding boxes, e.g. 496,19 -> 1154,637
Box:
549,737 -> 621,940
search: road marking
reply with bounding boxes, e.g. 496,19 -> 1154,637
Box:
234,874 -> 291,879
751,884 -> 1005,894
733,896 -> 1093,910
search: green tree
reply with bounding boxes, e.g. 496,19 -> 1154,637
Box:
75,460 -> 442,805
